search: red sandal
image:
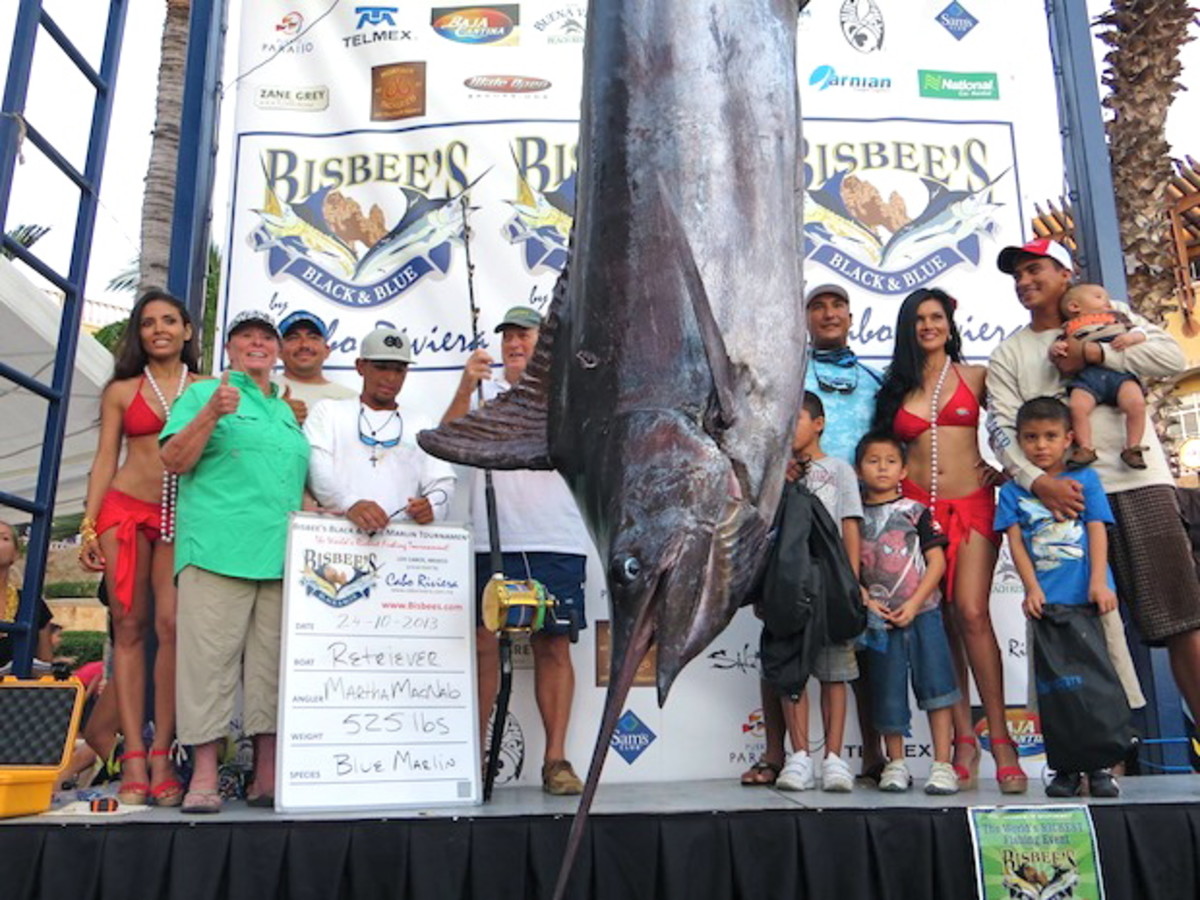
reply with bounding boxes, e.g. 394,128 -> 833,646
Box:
148,747 -> 183,807
952,735 -> 979,790
116,751 -> 149,805
990,737 -> 1028,795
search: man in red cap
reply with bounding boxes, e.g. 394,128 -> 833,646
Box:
988,238 -> 1200,734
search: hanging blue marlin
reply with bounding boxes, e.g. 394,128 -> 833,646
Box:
419,0 -> 805,894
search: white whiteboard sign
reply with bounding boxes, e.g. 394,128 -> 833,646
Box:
277,513 -> 479,812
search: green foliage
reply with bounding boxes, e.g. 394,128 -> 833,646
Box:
2,224 -> 50,258
44,580 -> 100,599
201,242 -> 221,374
93,318 -> 127,354
51,513 -> 84,541
57,630 -> 106,666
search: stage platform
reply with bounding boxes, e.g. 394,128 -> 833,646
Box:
4,775 -> 1198,899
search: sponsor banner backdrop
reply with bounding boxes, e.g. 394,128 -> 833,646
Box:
227,0 -> 1065,786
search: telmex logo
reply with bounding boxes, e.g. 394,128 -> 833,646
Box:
464,75 -> 551,93
809,65 -> 892,92
432,6 -> 517,44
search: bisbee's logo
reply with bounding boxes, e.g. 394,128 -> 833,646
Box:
803,146 -> 1010,294
464,75 -> 551,93
299,550 -> 379,608
432,6 -> 519,45
611,710 -> 656,764
250,149 -> 479,308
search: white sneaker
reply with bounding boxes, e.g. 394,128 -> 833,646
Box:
821,753 -> 854,793
879,759 -> 912,792
776,751 -> 815,791
924,761 -> 960,796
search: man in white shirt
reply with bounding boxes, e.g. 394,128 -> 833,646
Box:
443,306 -> 593,795
305,327 -> 455,531
276,310 -> 355,424
988,237 -> 1200,733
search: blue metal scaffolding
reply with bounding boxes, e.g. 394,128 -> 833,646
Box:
0,0 -> 225,679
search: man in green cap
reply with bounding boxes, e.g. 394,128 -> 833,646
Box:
443,306 -> 594,795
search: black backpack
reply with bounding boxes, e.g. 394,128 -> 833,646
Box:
757,482 -> 865,697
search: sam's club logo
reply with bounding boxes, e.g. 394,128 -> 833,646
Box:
611,710 -> 656,764
919,69 -> 998,100
936,2 -> 978,40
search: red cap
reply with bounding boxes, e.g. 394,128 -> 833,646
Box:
996,238 -> 1074,274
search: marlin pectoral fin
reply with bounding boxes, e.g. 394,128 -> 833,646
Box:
416,267 -> 567,470
652,176 -> 738,432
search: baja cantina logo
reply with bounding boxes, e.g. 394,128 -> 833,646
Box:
250,147 -> 477,307
299,550 -> 378,608
432,6 -> 519,45
533,5 -> 586,44
802,134 -> 1011,294
840,0 -> 884,53
464,75 -> 551,94
611,710 -> 656,764
263,11 -> 313,55
936,1 -> 978,41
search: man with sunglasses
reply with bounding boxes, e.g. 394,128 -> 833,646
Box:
305,326 -> 455,532
804,283 -> 884,463
442,305 -> 593,795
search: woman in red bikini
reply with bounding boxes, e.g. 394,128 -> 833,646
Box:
872,287 -> 1027,794
78,289 -> 205,806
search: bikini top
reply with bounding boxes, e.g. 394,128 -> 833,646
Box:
123,378 -> 166,438
892,370 -> 980,442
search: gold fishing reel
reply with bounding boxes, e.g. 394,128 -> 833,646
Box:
481,574 -> 555,634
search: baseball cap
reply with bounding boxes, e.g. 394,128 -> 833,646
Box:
996,238 -> 1075,274
278,309 -> 329,339
226,309 -> 280,340
804,283 -> 850,307
359,326 -> 413,364
493,306 -> 543,332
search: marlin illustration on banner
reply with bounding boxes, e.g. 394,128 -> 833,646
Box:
502,159 -> 574,273
880,168 -> 1008,266
804,166 -> 1009,293
251,160 -> 488,307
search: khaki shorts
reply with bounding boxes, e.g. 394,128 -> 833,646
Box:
176,566 -> 283,745
812,640 -> 859,683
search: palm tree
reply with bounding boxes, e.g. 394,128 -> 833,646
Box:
1095,0 -> 1196,324
2,223 -> 50,258
137,0 -> 191,293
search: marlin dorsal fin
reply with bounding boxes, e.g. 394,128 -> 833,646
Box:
653,176 -> 738,431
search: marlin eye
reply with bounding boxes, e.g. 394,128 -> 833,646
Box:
613,556 -> 641,584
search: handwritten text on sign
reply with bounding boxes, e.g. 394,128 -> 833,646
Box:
278,514 -> 479,812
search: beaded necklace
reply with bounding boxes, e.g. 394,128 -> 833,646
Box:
145,365 -> 188,542
925,356 -> 952,534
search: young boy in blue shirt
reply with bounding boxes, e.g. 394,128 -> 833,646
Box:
994,396 -> 1122,797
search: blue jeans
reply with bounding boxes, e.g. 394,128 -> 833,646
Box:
868,607 -> 960,735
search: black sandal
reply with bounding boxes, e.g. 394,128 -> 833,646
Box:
740,759 -> 782,786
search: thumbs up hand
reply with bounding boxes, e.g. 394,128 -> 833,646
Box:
282,383 -> 308,425
208,370 -> 241,417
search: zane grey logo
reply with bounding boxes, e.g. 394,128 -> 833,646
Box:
356,6 -> 398,28
935,1 -> 978,41
840,0 -> 884,53
809,65 -> 892,92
